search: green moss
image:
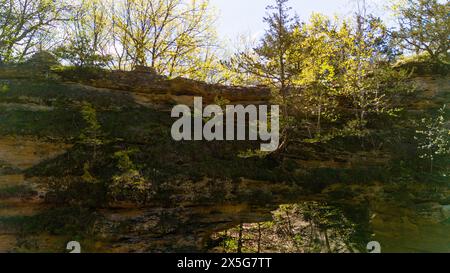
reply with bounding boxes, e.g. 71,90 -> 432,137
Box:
0,185 -> 36,199
0,84 -> 9,93
0,207 -> 101,236
396,57 -> 450,76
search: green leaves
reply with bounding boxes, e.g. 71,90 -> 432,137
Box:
0,0 -> 64,63
79,102 -> 103,147
0,83 -> 9,93
54,0 -> 112,68
394,0 -> 450,64
109,148 -> 153,204
415,105 -> 450,172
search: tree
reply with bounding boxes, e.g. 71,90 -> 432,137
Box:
259,0 -> 297,103
111,0 -> 218,79
287,8 -> 409,144
0,0 -> 65,63
415,105 -> 450,173
55,0 -> 112,67
109,149 -> 154,204
223,0 -> 300,151
393,0 -> 450,64
163,0 -> 220,80
340,13 -> 408,138
79,101 -> 104,160
213,203 -> 359,253
289,14 -> 342,137
224,0 -> 299,106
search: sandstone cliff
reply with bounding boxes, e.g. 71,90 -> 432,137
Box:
0,60 -> 448,253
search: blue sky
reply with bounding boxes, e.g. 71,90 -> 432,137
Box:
210,0 -> 393,42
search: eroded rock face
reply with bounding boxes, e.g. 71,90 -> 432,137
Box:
0,52 -> 59,81
370,203 -> 450,253
0,137 -> 70,170
409,76 -> 450,110
133,65 -> 158,75
0,137 -> 71,253
25,52 -> 59,69
56,68 -> 272,104
0,61 -> 448,253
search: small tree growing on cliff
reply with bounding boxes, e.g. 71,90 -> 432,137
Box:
224,0 -> 299,98
223,0 -> 300,151
79,102 -> 104,160
339,1 -> 410,140
415,105 -> 450,173
109,149 -> 154,204
287,7 -> 410,145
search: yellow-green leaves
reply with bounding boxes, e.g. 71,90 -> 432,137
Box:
0,83 -> 9,93
111,0 -> 219,79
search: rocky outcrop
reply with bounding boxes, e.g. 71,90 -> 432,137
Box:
55,66 -> 271,104
0,57 -> 272,105
0,60 -> 448,253
0,52 -> 59,81
0,137 -> 71,252
409,75 -> 450,110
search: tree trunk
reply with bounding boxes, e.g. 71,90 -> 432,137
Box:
257,223 -> 262,253
237,223 -> 243,253
324,229 -> 331,253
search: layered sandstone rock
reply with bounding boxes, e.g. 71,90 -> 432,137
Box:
55,66 -> 272,104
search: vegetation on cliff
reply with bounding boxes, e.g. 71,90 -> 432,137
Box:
0,0 -> 448,253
